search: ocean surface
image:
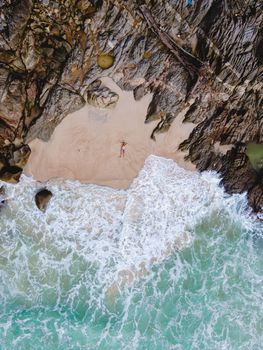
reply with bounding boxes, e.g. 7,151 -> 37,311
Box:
0,155 -> 262,350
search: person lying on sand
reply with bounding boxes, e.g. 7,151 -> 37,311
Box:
119,141 -> 127,158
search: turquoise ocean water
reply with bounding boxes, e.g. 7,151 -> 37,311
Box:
0,155 -> 262,349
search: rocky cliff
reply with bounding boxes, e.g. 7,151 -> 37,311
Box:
0,0 -> 262,211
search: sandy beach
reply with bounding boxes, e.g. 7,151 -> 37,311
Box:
24,77 -> 195,188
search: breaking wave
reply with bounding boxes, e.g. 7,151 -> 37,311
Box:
0,155 -> 262,349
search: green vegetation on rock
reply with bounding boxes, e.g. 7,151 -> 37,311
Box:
246,143 -> 263,171
97,54 -> 114,69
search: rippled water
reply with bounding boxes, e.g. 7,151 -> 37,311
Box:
0,155 -> 262,350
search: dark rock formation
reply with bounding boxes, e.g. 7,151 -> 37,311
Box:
0,144 -> 30,182
0,0 -> 262,211
0,165 -> 23,183
35,188 -> 52,211
85,79 -> 119,108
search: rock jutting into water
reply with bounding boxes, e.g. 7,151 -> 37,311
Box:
0,165 -> 23,183
0,0 -> 262,211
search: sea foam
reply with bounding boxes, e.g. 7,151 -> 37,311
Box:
0,156 -> 255,289
0,155 -> 261,350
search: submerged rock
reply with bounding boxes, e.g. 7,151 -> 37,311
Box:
0,185 -> 7,211
0,185 -> 5,196
0,199 -> 7,211
35,189 -> 53,212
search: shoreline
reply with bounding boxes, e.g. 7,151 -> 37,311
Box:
24,78 -> 196,189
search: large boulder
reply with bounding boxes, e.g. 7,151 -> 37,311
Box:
35,188 -> 53,212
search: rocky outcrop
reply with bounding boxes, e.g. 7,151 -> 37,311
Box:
0,143 -> 30,183
84,79 -> 119,108
0,165 -> 23,183
35,188 -> 52,211
0,0 -> 262,210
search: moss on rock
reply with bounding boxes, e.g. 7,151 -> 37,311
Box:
97,54 -> 114,69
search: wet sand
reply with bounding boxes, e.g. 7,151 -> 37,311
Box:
24,77 -> 196,188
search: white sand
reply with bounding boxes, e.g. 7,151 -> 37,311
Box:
24,77 -> 196,188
